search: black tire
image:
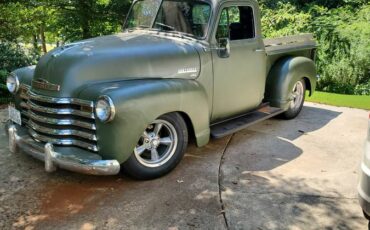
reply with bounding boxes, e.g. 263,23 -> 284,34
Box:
122,113 -> 188,180
281,79 -> 306,120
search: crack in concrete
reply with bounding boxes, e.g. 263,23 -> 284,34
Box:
235,191 -> 358,200
218,134 -> 234,230
216,133 -> 358,230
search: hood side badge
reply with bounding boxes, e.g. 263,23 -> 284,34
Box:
178,67 -> 198,77
32,78 -> 61,92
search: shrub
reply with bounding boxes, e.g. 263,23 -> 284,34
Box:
354,82 -> 370,96
312,4 -> 370,95
0,42 -> 38,103
260,2 -> 370,95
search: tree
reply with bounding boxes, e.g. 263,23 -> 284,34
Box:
48,0 -> 131,42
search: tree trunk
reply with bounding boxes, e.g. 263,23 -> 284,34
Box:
32,34 -> 41,55
78,0 -> 92,39
32,34 -> 38,51
40,25 -> 47,53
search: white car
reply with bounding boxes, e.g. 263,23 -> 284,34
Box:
358,113 -> 370,219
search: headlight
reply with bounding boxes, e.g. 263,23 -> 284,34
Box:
95,95 -> 115,123
6,73 -> 19,94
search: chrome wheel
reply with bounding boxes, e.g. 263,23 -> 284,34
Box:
289,81 -> 304,110
134,119 -> 178,168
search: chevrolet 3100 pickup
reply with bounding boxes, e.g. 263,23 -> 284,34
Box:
5,0 -> 317,179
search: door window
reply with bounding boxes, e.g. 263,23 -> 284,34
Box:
215,6 -> 255,41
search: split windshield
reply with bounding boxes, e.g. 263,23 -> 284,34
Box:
124,0 -> 212,39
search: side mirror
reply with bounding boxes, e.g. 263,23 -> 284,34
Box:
217,38 -> 230,58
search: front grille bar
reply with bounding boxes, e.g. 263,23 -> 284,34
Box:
27,100 -> 95,119
28,91 -> 94,107
27,120 -> 97,141
25,110 -> 96,130
18,84 -> 98,152
28,129 -> 98,152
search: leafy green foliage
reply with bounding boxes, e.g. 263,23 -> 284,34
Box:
354,82 -> 370,96
0,42 -> 38,102
260,1 -> 370,95
49,0 -> 131,42
261,2 -> 311,38
0,0 -> 368,99
0,0 -> 131,46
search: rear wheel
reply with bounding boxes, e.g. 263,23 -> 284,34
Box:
281,79 -> 306,119
122,113 -> 188,180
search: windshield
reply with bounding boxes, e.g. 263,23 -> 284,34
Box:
124,0 -> 212,39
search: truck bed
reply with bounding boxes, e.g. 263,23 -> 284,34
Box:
264,34 -> 317,71
264,34 -> 316,56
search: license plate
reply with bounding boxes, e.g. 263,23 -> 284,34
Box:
8,105 -> 21,125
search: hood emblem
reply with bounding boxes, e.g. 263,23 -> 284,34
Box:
32,78 -> 60,91
52,41 -> 92,58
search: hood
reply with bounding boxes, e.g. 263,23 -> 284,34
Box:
32,31 -> 201,97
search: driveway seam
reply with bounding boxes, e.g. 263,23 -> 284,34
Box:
218,134 -> 234,230
231,191 -> 358,200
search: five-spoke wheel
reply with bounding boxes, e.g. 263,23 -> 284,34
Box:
134,119 -> 178,168
122,113 -> 188,179
281,79 -> 306,119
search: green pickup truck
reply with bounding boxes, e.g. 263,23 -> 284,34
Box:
6,0 -> 317,179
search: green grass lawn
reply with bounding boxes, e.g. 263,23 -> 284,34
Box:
306,91 -> 370,110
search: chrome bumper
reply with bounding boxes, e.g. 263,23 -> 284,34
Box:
6,122 -> 120,176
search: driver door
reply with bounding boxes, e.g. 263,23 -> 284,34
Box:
211,2 -> 266,122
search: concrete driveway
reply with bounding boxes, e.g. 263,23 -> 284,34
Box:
0,102 -> 368,230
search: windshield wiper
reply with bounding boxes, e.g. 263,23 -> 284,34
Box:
127,25 -> 150,31
154,22 -> 175,31
164,30 -> 197,39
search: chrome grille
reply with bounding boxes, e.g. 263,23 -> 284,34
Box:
19,84 -> 98,152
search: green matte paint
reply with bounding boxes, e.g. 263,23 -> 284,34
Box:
265,56 -> 317,110
79,79 -> 211,162
10,0 -> 317,164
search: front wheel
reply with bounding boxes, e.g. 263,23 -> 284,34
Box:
281,79 -> 306,119
122,113 -> 188,180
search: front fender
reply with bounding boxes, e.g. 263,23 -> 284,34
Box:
79,79 -> 210,163
13,65 -> 36,86
265,56 -> 317,110
12,66 -> 35,109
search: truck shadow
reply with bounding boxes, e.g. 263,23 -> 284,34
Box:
254,104 -> 342,141
218,104 -> 365,229
221,172 -> 366,230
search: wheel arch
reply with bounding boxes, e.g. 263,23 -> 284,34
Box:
177,111 -> 196,144
303,76 -> 312,96
79,79 -> 211,163
264,56 -> 317,110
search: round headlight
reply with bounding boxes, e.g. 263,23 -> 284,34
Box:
6,73 -> 19,94
95,96 -> 115,123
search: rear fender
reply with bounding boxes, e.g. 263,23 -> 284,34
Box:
265,56 -> 316,110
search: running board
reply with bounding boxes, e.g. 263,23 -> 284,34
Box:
210,105 -> 284,138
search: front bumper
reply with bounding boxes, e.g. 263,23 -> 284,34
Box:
5,122 -> 120,176
358,141 -> 370,216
